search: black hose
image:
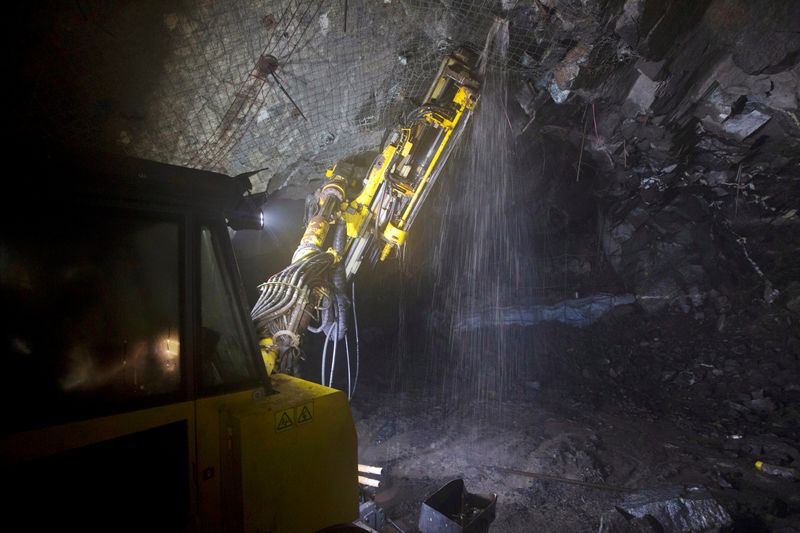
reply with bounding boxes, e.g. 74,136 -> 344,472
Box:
331,222 -> 348,341
404,104 -> 455,126
251,250 -> 336,336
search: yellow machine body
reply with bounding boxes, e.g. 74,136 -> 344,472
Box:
1,375 -> 357,532
224,375 -> 358,532
341,143 -> 399,240
334,55 -> 478,270
2,150 -> 361,532
378,84 -> 477,261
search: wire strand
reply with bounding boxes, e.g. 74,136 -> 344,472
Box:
351,281 -> 360,397
284,0 -> 326,63
329,322 -> 338,386
321,325 -> 332,385
345,333 -> 352,400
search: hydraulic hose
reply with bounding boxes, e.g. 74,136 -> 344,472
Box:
331,221 -> 348,341
321,324 -> 332,385
329,322 -> 338,386
251,250 -> 336,337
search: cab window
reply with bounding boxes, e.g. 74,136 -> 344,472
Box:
0,208 -> 183,432
198,225 -> 259,392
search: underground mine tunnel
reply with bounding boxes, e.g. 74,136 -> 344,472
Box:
2,0 -> 799,531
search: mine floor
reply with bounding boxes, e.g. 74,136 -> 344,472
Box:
352,309 -> 800,532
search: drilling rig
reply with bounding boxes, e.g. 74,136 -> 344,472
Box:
252,47 -> 482,382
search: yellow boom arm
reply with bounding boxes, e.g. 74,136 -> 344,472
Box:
252,47 -> 481,376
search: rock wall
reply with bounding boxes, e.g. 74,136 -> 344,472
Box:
511,0 -> 800,319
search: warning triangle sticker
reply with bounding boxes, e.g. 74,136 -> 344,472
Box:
297,405 -> 313,424
276,411 -> 294,431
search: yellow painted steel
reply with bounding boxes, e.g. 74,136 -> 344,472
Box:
320,180 -> 345,202
379,242 -> 393,261
223,374 -> 358,532
343,143 -> 398,239
453,83 -> 478,111
377,85 -> 476,260
397,86 -> 474,226
343,211 -> 363,241
383,222 -> 407,245
292,216 -> 329,262
196,388 -> 258,531
0,400 -> 196,467
379,223 -> 407,260
260,337 -> 277,375
0,399 -> 200,525
195,379 -> 357,532
355,144 -> 397,207
2,375 -> 357,533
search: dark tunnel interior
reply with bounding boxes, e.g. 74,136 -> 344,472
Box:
3,1 -> 800,532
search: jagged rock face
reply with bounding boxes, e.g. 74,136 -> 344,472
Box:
346,1 -> 799,408
512,0 -> 800,317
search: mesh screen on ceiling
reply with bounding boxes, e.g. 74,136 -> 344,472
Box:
20,0 -> 586,192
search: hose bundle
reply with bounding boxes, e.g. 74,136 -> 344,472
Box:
250,249 -> 332,371
250,221 -> 351,374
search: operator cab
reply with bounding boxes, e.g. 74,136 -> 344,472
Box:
0,151 -> 267,530
0,152 -> 359,532
1,152 -> 268,434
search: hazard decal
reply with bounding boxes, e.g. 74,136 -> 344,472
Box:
275,409 -> 295,432
296,404 -> 313,425
275,401 -> 314,432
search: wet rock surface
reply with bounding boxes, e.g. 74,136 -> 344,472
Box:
610,486 -> 732,532
352,306 -> 800,532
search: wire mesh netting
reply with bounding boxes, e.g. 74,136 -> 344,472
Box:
18,0 -> 602,194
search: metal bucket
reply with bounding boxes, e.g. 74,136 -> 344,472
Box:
418,479 -> 497,533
